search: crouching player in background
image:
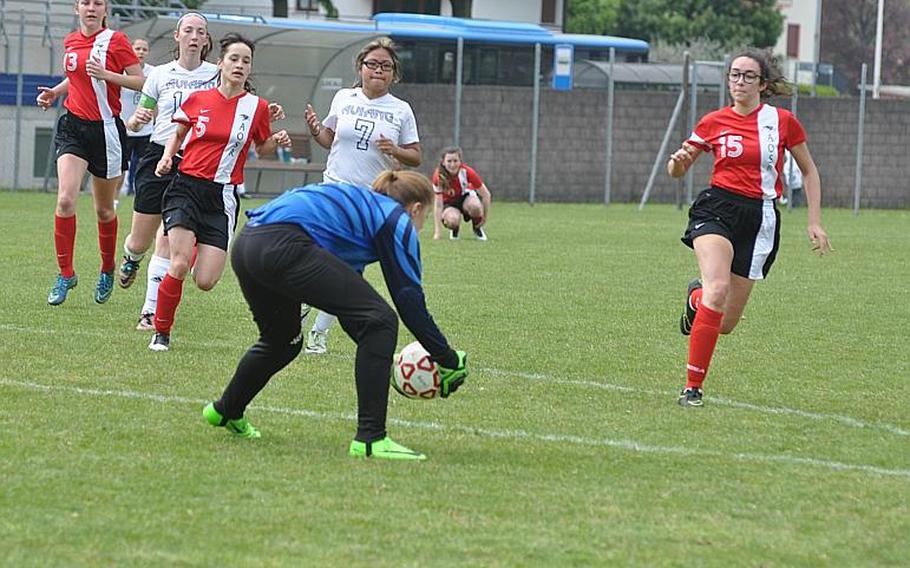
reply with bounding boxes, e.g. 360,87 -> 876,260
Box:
202,171 -> 469,460
432,146 -> 491,241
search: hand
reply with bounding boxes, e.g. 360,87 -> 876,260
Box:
304,103 -> 321,136
272,129 -> 292,147
132,107 -> 154,127
376,134 -> 397,157
268,102 -> 285,122
438,350 -> 467,398
85,57 -> 110,81
155,157 -> 172,177
36,86 -> 57,110
669,142 -> 697,165
807,224 -> 833,255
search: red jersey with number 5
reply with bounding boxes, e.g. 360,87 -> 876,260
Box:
62,28 -> 138,121
687,104 -> 806,200
172,89 -> 272,185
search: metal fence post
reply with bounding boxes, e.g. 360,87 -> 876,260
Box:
454,36 -> 463,147
854,64 -> 867,216
14,10 -> 25,190
529,42 -> 541,205
603,47 -> 614,205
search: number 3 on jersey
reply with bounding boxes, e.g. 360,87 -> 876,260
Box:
354,118 -> 375,151
719,135 -> 743,158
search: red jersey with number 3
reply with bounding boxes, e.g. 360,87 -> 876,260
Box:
687,104 -> 806,200
172,89 -> 272,185
431,164 -> 484,205
62,28 -> 138,121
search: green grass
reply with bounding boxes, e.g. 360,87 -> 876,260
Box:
1,191 -> 908,566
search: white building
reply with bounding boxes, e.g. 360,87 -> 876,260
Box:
774,0 -> 821,80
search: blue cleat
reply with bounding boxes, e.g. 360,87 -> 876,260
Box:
47,273 -> 78,306
94,271 -> 114,304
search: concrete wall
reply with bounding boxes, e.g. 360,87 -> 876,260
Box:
392,84 -> 909,209
5,87 -> 908,209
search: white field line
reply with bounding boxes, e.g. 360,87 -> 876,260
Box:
1,378 -> 908,480
2,323 -> 908,438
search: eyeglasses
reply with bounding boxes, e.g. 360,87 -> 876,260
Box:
363,59 -> 394,72
728,71 -> 761,84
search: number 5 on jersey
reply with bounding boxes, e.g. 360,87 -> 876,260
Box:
719,135 -> 743,158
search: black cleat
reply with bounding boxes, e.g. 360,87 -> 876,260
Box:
677,387 -> 704,407
679,278 -> 703,336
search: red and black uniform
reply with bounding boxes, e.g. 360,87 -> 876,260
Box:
154,88 -> 272,337
57,28 -> 138,179
682,103 -> 806,280
163,88 -> 272,251
432,164 -> 484,215
52,27 -> 138,281
680,102 -> 808,392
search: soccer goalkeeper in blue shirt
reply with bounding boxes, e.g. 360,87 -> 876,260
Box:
201,171 -> 468,460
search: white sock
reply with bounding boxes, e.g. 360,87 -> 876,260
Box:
123,240 -> 145,262
141,255 -> 170,316
312,311 -> 337,334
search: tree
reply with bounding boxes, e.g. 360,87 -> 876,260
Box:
566,0 -> 782,52
821,0 -> 910,90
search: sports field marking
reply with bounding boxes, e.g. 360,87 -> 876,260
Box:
2,378 -> 908,479
3,323 -> 908,437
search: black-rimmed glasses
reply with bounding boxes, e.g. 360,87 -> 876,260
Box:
728,71 -> 761,84
363,59 -> 394,72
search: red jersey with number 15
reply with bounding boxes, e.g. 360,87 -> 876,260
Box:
687,103 -> 806,200
62,28 -> 139,121
173,88 -> 272,185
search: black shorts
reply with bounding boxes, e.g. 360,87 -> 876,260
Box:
681,187 -> 781,280
123,134 -> 150,161
133,142 -> 182,215
54,112 -> 127,179
162,172 -> 240,251
442,190 -> 477,222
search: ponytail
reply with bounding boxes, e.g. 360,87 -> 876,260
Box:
372,170 -> 434,208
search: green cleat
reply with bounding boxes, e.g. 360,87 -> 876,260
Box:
94,271 -> 114,304
349,436 -> 426,461
202,402 -> 261,438
48,273 -> 78,305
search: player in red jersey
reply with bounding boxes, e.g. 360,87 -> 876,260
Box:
667,48 -> 832,407
431,146 -> 491,241
667,47 -> 832,408
36,0 -> 144,306
147,33 -> 291,351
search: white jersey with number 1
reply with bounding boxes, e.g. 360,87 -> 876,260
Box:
141,60 -> 218,146
321,87 -> 419,188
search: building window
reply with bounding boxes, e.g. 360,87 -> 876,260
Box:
541,0 -> 556,24
296,0 -> 318,11
787,24 -> 800,58
373,0 -> 441,14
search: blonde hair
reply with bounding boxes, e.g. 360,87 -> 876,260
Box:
372,171 -> 433,208
354,37 -> 402,85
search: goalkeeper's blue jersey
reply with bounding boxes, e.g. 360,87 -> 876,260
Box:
245,182 -> 453,363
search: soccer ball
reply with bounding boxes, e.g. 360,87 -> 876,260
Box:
392,341 -> 440,399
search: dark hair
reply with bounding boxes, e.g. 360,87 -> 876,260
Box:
435,146 -> 463,195
728,47 -> 790,101
171,12 -> 213,63
219,32 -> 256,94
353,37 -> 402,87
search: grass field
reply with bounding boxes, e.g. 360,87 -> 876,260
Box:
1,190 -> 908,566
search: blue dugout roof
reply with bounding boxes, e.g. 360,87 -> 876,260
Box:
228,12 -> 648,54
